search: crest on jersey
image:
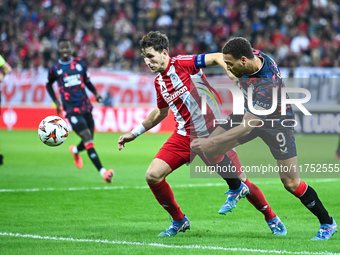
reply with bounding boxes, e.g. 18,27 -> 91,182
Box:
57,69 -> 63,75
168,68 -> 182,89
170,74 -> 179,83
76,64 -> 82,71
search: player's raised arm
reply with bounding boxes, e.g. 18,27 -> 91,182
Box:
118,107 -> 169,150
191,111 -> 262,158
203,53 -> 239,85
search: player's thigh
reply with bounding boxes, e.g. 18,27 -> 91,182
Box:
154,132 -> 190,169
258,127 -> 297,161
84,112 -> 95,135
146,158 -> 174,183
69,114 -> 92,141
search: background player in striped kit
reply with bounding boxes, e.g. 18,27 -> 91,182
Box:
46,38 -> 114,183
118,31 -> 286,237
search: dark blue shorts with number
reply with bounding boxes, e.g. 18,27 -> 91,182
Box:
221,114 -> 297,160
68,112 -> 95,135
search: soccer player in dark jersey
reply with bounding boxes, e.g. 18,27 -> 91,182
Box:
46,38 -> 114,183
191,37 -> 337,240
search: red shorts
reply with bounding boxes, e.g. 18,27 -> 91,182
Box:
154,132 -> 192,170
155,132 -> 243,174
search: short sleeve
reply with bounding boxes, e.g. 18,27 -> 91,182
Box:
47,67 -> 57,84
175,55 -> 200,75
80,59 -> 91,82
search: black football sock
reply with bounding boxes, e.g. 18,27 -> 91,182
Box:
87,148 -> 103,171
77,143 -> 85,153
299,186 -> 332,224
210,155 -> 241,190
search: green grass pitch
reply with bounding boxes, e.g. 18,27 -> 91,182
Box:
0,130 -> 339,255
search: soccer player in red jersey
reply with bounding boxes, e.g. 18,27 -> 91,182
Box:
46,38 -> 114,183
118,31 -> 286,237
191,37 -> 337,240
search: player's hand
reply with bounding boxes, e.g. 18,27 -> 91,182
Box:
118,132 -> 136,151
190,138 -> 211,154
0,73 -> 4,83
95,94 -> 103,103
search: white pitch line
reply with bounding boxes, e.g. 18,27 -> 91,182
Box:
0,179 -> 339,193
0,232 -> 338,255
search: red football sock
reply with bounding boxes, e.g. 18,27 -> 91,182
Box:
244,179 -> 277,221
227,150 -> 276,221
293,180 -> 308,197
148,179 -> 184,221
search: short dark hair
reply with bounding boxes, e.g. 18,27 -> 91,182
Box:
57,38 -> 71,45
139,31 -> 169,54
222,37 -> 254,59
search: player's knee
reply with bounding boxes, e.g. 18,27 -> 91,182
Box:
79,129 -> 92,143
145,169 -> 164,184
282,178 -> 300,193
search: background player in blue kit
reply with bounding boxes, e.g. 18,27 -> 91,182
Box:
191,37 -> 337,240
46,38 -> 114,183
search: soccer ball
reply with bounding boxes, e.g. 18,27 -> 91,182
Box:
38,116 -> 68,146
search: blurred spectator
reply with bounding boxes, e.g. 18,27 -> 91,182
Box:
0,0 -> 339,71
290,30 -> 310,53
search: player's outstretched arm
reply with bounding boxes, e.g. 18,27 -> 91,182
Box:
204,53 -> 239,85
191,112 -> 261,158
118,107 -> 169,151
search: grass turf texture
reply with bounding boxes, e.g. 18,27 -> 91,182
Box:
0,130 -> 339,255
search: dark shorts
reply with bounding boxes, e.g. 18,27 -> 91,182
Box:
221,114 -> 297,160
68,112 -> 94,134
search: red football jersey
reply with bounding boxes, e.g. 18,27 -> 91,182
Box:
154,55 -> 220,138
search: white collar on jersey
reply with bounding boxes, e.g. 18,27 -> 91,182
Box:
58,57 -> 74,65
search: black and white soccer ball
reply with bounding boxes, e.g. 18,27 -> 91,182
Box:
38,116 -> 68,146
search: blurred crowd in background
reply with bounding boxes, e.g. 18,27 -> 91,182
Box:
0,0 -> 340,72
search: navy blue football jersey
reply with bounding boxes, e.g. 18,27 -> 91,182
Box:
238,49 -> 294,127
47,57 -> 92,116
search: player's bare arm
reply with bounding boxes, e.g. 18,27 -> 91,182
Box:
46,82 -> 62,114
191,112 -> 261,158
84,80 -> 103,103
204,53 -> 239,85
118,107 -> 169,151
